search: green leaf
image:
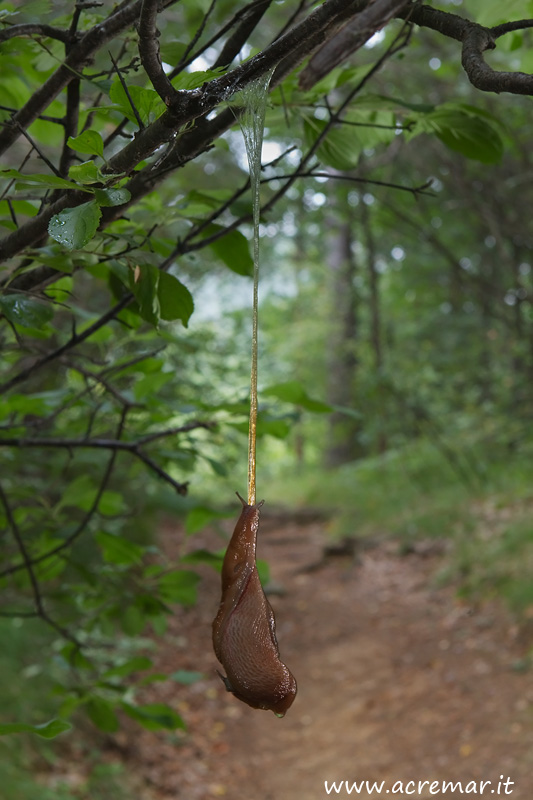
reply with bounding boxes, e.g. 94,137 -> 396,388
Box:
68,160 -> 100,184
109,80 -> 165,125
169,670 -> 204,684
229,414 -> 292,439
2,393 -> 51,418
60,643 -> 93,670
257,416 -> 291,439
205,226 -> 253,276
96,531 -> 144,566
94,187 -> 131,207
172,68 -> 225,91
121,605 -> 146,636
67,130 -> 104,158
102,656 -> 153,679
48,201 -> 102,249
129,264 -> 160,326
181,548 -> 224,569
121,702 -> 185,731
185,507 -> 232,535
158,570 -> 200,605
158,272 -> 194,326
256,558 -> 270,585
159,41 -> 187,65
0,168 -> 82,191
129,266 -> 193,328
475,0 -> 532,27
59,475 -> 96,511
303,114 -> 362,170
0,294 -> 54,329
0,719 -> 71,738
86,698 -> 119,733
98,490 -> 125,515
433,112 -> 503,164
263,380 -> 332,412
406,104 -> 504,164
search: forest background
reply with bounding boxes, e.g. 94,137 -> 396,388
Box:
1,0 -> 533,796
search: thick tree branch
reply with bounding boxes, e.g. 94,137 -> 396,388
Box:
299,0 -> 411,89
492,19 -> 533,37
0,23 -> 72,44
138,0 -> 179,106
462,24 -> 533,95
168,0 -> 271,76
0,0 -> 181,157
213,0 -> 273,69
401,3 -> 533,96
0,0 -> 366,269
176,0 -> 217,70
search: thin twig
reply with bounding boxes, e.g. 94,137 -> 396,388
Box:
109,50 -> 145,129
0,407 -> 129,579
0,481 -> 82,647
0,295 -> 132,396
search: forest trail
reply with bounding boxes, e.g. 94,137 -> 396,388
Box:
116,512 -> 533,800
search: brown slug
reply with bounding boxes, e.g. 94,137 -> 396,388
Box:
212,493 -> 297,717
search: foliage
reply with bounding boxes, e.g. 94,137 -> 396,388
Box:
0,3 -> 533,788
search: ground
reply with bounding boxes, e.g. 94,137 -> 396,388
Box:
111,510 -> 532,799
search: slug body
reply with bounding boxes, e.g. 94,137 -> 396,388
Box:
212,494 -> 297,716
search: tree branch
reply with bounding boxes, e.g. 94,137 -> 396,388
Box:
0,422 -> 213,498
0,295 -> 132,395
299,0 -> 411,90
138,0 -> 179,106
0,2 -> 145,157
213,0 -> 272,69
0,481 -> 82,647
0,419 -> 212,579
0,23 -> 72,44
0,422 -> 214,452
401,3 -> 533,96
462,24 -> 533,95
0,407 -> 131,579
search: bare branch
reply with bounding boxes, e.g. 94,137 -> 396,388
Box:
0,407 -> 130,579
213,0 -> 272,69
0,296 -> 132,396
299,0 -> 411,90
0,422 -> 215,452
168,0 -> 274,76
401,3 -> 533,96
462,24 -> 533,95
138,0 -> 178,106
177,0 -> 218,70
0,2 -> 145,157
109,50 -> 145,130
297,170 -> 433,197
0,23 -> 71,44
0,481 -> 82,647
0,0 -> 367,269
0,419 -> 211,579
492,19 -> 533,37
0,421 -> 213,502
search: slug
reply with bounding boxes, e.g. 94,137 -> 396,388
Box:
212,493 -> 297,717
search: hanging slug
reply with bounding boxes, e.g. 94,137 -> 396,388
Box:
212,493 -> 297,717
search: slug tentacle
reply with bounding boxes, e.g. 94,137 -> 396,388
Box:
212,494 -> 297,716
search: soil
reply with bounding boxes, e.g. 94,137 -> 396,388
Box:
112,511 -> 533,800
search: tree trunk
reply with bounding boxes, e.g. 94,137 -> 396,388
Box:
324,190 -> 361,467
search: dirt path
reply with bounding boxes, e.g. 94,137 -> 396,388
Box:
117,513 -> 533,800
